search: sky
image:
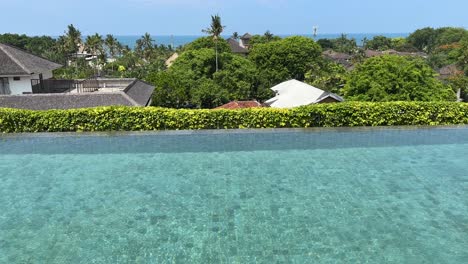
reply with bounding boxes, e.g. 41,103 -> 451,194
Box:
0,0 -> 466,36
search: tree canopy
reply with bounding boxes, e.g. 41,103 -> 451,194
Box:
343,55 -> 455,101
249,36 -> 322,85
148,48 -> 264,108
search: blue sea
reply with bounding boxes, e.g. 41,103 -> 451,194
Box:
115,33 -> 409,49
0,127 -> 467,263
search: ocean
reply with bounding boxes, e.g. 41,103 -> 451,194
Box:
115,33 -> 409,49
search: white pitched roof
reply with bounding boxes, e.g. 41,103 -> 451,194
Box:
265,79 -> 332,108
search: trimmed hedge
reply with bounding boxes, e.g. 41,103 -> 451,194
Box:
0,102 -> 467,133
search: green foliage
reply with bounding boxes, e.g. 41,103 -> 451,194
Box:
305,61 -> 348,94
458,36 -> 468,75
364,35 -> 394,51
344,55 -> 456,101
183,37 -> 230,53
249,36 -> 322,84
407,27 -> 437,52
317,35 -> 358,54
408,27 -> 468,53
0,33 -> 57,60
249,32 -> 282,46
147,48 -> 262,108
447,75 -> 468,102
1,102 -> 467,133
191,78 -> 229,108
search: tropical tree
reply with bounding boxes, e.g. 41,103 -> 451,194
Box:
249,36 -> 323,85
231,32 -> 239,40
183,37 -> 231,53
364,35 -> 394,51
84,33 -> 104,75
264,30 -> 274,42
343,55 -> 456,101
104,34 -> 121,71
135,33 -> 155,61
63,24 -> 82,55
202,14 -> 225,72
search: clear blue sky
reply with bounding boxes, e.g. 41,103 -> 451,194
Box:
0,0 -> 466,36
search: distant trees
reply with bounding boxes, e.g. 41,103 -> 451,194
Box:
363,36 -> 394,51
202,15 -> 225,72
249,31 -> 281,46
135,33 -> 155,61
316,34 -> 358,54
343,55 -> 455,101
407,27 -> 468,53
0,33 -> 57,60
459,36 -> 468,75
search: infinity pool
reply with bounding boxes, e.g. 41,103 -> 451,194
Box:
0,127 -> 467,263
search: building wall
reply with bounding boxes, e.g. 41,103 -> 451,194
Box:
8,76 -> 33,95
7,71 -> 53,95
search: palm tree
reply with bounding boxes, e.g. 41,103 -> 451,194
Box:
85,33 -> 104,76
105,34 -> 121,71
264,30 -> 274,42
202,14 -> 225,72
232,32 -> 239,40
136,33 -> 155,62
64,24 -> 82,54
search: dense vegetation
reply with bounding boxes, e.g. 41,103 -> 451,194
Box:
1,22 -> 467,108
1,102 -> 467,133
344,55 -> 456,101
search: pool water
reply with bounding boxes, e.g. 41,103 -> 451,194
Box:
0,127 -> 467,263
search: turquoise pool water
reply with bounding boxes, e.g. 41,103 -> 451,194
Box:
0,127 -> 467,263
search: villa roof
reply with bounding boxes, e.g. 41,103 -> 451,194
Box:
215,100 -> 262,109
322,50 -> 352,60
265,79 -> 344,108
241,33 -> 252,39
0,92 -> 138,110
227,38 -> 249,54
0,43 -> 62,76
437,64 -> 463,79
124,79 -> 155,106
0,78 -> 154,110
165,52 -> 179,67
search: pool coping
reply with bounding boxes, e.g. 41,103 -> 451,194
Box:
1,125 -> 467,138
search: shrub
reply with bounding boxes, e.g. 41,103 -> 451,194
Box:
0,102 -> 467,133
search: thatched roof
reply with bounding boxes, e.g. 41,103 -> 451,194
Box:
0,43 -> 62,76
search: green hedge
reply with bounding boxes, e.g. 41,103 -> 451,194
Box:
0,102 -> 467,133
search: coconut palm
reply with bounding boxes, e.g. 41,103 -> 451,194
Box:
202,15 -> 225,72
85,34 -> 104,75
232,32 -> 239,40
105,34 -> 121,71
136,33 -> 155,62
264,30 -> 274,42
64,24 -> 82,54
105,34 -> 119,59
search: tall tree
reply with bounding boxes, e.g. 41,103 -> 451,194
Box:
104,34 -> 120,71
135,33 -> 155,62
231,32 -> 239,40
85,33 -> 104,75
202,14 -> 225,72
64,24 -> 82,55
264,30 -> 274,42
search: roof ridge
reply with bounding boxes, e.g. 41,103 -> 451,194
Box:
0,43 -> 31,74
119,91 -> 141,106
